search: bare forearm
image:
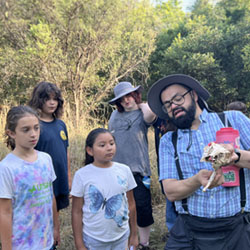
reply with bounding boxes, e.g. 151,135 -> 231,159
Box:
163,169 -> 224,201
72,212 -> 85,249
67,151 -> 72,189
72,197 -> 85,250
163,176 -> 201,201
0,218 -> 12,250
129,203 -> 137,236
53,196 -> 59,228
127,190 -> 138,248
138,103 -> 156,124
0,211 -> 12,249
52,196 -> 60,245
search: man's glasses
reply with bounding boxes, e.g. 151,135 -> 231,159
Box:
162,89 -> 191,113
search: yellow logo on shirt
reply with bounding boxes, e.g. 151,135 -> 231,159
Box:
60,130 -> 67,140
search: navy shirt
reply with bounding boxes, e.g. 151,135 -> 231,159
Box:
35,119 -> 69,196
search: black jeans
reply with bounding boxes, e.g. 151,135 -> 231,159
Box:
165,212 -> 250,250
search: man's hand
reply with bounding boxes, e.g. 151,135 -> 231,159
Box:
198,168 -> 224,190
219,143 -> 239,164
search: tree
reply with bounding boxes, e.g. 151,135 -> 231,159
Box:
0,0 -> 157,126
148,0 -> 250,111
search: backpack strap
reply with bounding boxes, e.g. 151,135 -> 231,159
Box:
217,112 -> 232,127
217,112 -> 246,211
172,130 -> 188,212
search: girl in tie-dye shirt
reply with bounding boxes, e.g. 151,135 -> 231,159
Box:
0,105 -> 60,250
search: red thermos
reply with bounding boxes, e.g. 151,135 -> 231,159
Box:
216,127 -> 240,187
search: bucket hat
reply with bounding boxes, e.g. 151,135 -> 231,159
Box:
147,74 -> 210,119
109,81 -> 142,105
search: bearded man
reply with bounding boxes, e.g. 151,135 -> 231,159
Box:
147,74 -> 250,250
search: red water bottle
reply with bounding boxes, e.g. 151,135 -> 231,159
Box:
215,127 -> 240,187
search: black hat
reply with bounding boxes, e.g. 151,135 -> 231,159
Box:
147,74 -> 210,119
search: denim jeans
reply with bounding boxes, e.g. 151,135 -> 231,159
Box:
83,229 -> 130,250
165,198 -> 177,231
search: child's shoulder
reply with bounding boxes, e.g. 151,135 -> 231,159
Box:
36,150 -> 52,161
112,161 -> 131,171
0,153 -> 24,173
0,153 -> 14,165
56,118 -> 66,124
75,164 -> 93,174
41,118 -> 66,126
56,119 -> 68,129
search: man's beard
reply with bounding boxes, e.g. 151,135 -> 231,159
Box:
167,99 -> 196,129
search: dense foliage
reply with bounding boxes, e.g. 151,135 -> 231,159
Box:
150,0 -> 250,111
0,0 -> 156,125
0,0 -> 250,124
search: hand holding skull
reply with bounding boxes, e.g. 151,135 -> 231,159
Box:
201,142 -> 232,192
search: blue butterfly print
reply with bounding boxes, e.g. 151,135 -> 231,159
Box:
89,185 -> 123,220
113,203 -> 129,227
117,176 -> 126,187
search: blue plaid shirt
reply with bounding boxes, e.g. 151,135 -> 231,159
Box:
159,109 -> 250,218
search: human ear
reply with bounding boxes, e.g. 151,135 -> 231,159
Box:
6,129 -> 16,139
86,146 -> 94,156
192,90 -> 198,102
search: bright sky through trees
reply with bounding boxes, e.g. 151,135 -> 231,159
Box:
182,0 -> 196,12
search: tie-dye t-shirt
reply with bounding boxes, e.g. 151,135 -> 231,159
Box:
0,151 -> 56,250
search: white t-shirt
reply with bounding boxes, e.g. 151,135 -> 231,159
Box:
0,151 -> 56,250
70,162 -> 137,242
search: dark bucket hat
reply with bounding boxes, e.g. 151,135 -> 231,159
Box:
147,74 -> 210,119
109,81 -> 142,105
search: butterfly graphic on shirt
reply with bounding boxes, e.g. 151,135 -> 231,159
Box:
113,201 -> 129,227
89,185 -> 128,227
117,176 -> 127,187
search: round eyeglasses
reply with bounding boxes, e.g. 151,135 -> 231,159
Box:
162,89 -> 191,113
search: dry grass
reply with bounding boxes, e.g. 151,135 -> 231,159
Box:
0,108 -> 168,250
59,199 -> 167,250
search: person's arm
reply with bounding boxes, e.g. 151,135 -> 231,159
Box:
138,103 -> 156,124
67,151 -> 72,190
220,143 -> 250,169
52,195 -> 60,246
72,196 -> 87,250
162,168 -> 224,202
0,198 -> 12,250
234,149 -> 250,168
127,190 -> 138,249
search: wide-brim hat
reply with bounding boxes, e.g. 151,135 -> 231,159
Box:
109,81 -> 142,105
147,74 -> 210,119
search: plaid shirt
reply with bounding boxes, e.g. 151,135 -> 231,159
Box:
159,109 -> 250,218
